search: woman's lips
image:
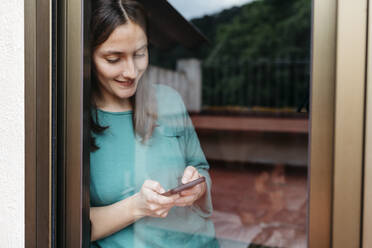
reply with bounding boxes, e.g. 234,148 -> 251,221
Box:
115,79 -> 134,87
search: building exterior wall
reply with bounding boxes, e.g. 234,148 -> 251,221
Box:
145,59 -> 202,112
0,0 -> 25,246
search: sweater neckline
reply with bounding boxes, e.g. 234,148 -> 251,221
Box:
97,108 -> 133,116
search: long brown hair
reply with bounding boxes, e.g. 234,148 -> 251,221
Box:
90,0 -> 157,151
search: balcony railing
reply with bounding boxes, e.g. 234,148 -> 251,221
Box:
202,58 -> 310,112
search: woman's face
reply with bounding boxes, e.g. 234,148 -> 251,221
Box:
93,21 -> 148,104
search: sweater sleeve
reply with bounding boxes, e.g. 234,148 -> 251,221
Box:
156,84 -> 213,218
179,115 -> 214,218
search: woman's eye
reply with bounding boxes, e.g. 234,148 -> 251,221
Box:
106,58 -> 120,63
134,53 -> 146,58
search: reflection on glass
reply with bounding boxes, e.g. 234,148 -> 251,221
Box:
89,0 -> 311,247
152,0 -> 311,247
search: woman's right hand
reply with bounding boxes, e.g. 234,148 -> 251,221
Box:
133,180 -> 179,219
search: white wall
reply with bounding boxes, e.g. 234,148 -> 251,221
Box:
0,0 -> 25,247
145,59 -> 202,112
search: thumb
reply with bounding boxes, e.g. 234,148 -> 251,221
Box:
182,166 -> 195,184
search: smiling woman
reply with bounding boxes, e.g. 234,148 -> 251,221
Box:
92,23 -> 149,112
90,0 -> 157,147
88,0 -> 219,247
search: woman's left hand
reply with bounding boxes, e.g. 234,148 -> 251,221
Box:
174,166 -> 206,207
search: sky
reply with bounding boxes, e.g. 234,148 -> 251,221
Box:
167,0 -> 255,20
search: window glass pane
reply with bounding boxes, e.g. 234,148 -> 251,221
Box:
88,0 -> 311,247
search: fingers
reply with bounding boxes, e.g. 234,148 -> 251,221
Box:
174,195 -> 196,207
156,207 -> 171,218
182,166 -> 199,184
143,190 -> 176,206
151,193 -> 176,205
168,193 -> 180,201
147,205 -> 172,218
180,166 -> 202,197
143,180 -> 165,194
179,184 -> 201,196
175,183 -> 204,206
142,180 -> 179,205
138,180 -> 180,219
140,175 -> 204,217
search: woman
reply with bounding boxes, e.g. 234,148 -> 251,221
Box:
89,0 -> 219,247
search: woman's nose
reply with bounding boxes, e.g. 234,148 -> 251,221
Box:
121,58 -> 136,79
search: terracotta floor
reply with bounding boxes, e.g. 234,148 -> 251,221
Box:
209,165 -> 308,248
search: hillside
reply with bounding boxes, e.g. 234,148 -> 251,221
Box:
149,0 -> 311,68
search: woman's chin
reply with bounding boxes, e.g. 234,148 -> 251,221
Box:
115,89 -> 136,100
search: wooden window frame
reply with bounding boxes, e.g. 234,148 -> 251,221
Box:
25,0 -> 91,247
25,0 -> 54,246
331,0 -> 368,247
309,0 -> 368,247
363,0 -> 372,247
308,1 -> 337,245
56,0 -> 92,247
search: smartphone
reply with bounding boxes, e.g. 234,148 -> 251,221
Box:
161,177 -> 206,196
